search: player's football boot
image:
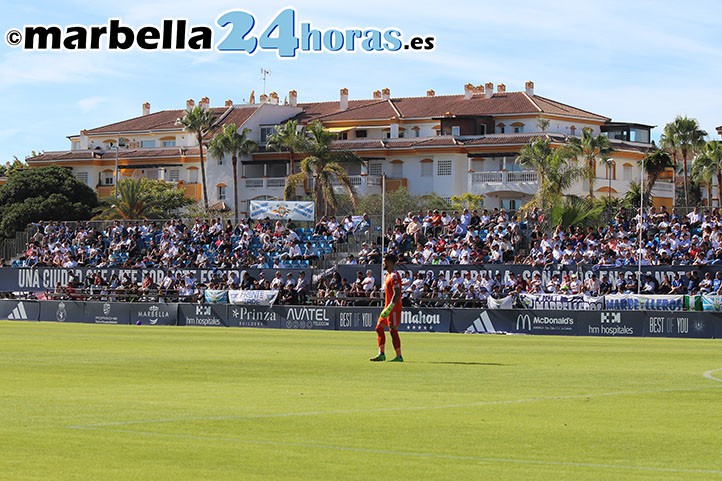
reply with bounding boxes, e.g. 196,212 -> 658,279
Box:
369,353 -> 386,362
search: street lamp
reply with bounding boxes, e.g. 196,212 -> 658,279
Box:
112,137 -> 126,197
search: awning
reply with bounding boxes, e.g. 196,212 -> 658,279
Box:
324,127 -> 353,133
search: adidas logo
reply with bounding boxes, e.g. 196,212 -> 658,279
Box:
8,302 -> 28,320
464,311 -> 497,334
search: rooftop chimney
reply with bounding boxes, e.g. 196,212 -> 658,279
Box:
381,88 -> 391,100
373,90 -> 382,100
340,88 -> 349,111
497,84 -> 506,94
289,90 -> 298,107
259,93 -> 268,104
269,92 -> 279,105
464,83 -> 474,100
142,102 -> 150,116
186,99 -> 195,110
485,82 -> 494,98
224,99 -> 233,108
427,89 -> 435,97
525,81 -> 535,96
199,97 -> 210,110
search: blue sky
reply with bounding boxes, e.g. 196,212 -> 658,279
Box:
1,0 -> 721,162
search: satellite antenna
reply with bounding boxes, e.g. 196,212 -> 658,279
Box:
261,68 -> 271,94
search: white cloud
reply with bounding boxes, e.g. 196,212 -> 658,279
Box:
77,96 -> 110,113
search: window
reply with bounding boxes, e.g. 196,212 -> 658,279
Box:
391,161 -> 403,178
217,185 -> 226,200
497,123 -> 506,134
355,129 -> 367,138
339,132 -> 348,140
413,128 -> 420,138
218,155 -> 223,166
623,164 -> 633,181
141,140 -> 156,148
188,168 -> 199,183
420,160 -> 433,177
368,163 -> 383,176
75,171 -> 89,185
570,126 -> 577,136
437,160 -> 452,176
169,169 -> 180,182
512,122 -> 525,134
451,126 -> 461,136
102,172 -> 115,185
260,126 -> 275,144
162,139 -> 176,147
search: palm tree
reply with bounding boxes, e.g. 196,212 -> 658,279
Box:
176,106 -> 218,210
283,120 -> 362,218
266,119 -> 305,177
663,116 -> 707,207
692,140 -> 722,206
640,148 -> 674,205
208,124 -> 258,224
516,137 -> 584,208
568,127 -> 614,199
114,178 -> 149,219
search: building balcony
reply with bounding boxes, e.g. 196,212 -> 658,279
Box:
469,170 -> 539,196
308,175 -> 384,196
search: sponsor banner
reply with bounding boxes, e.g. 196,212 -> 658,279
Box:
336,307 -> 377,331
399,308 -> 451,333
511,310 -> 578,335
204,290 -> 229,304
227,305 -> 282,329
519,294 -> 604,311
0,299 -> 40,321
701,295 -> 722,312
0,267 -> 311,292
178,304 -> 228,327
487,295 -> 514,310
578,311 -> 644,337
249,200 -> 315,221
605,294 -> 684,311
643,311 -> 715,338
278,306 -> 334,330
38,300 -> 85,323
130,303 -> 178,326
83,302 -> 130,325
451,309 -> 516,334
228,290 -> 278,306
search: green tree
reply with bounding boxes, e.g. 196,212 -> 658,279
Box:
450,192 -> 485,212
640,148 -> 675,206
662,116 -> 707,207
95,178 -> 194,220
284,120 -> 362,218
548,195 -> 604,230
516,137 -> 584,208
176,106 -> 218,210
0,166 -> 99,238
208,124 -> 258,224
691,141 -> 722,206
266,119 -> 305,176
568,127 -> 614,199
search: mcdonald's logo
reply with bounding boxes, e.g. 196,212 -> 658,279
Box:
516,313 -> 531,331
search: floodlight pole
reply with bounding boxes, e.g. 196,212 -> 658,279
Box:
638,160 -> 644,294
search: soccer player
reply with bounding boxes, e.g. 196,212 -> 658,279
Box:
370,253 -> 404,362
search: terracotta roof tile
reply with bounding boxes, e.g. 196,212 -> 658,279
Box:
27,147 -> 200,163
87,108 -> 227,134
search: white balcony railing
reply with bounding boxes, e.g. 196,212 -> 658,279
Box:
470,170 -> 539,196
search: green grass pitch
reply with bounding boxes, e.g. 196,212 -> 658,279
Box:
1,320 -> 721,481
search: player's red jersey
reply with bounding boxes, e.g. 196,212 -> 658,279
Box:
384,271 -> 402,314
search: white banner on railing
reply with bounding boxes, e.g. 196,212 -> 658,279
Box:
605,294 -> 684,311
228,289 -> 279,306
519,293 -> 605,311
487,295 -> 514,310
249,201 -> 315,221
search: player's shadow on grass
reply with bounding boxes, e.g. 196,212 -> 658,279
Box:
425,361 -> 507,366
